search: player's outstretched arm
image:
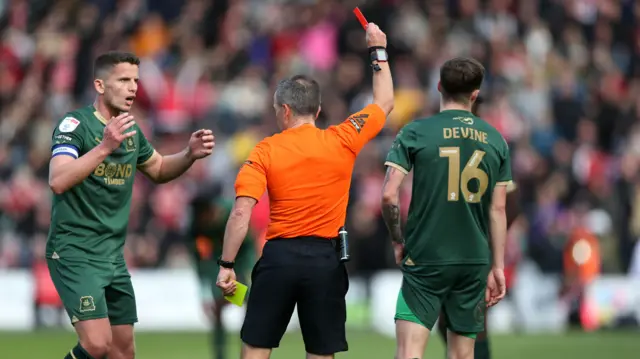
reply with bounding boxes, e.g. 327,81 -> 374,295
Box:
138,129 -> 215,183
49,113 -> 136,194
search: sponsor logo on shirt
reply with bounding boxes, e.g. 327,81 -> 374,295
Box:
348,113 -> 369,133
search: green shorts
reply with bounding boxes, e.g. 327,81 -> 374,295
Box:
47,258 -> 137,325
394,264 -> 489,336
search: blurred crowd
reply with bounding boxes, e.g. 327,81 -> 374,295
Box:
2,0 -> 640,287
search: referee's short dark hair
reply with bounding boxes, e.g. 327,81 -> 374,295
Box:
439,57 -> 485,104
274,75 -> 321,116
94,51 -> 140,79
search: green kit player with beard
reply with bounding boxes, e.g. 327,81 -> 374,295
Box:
381,57 -> 511,359
188,187 -> 256,359
47,51 -> 215,359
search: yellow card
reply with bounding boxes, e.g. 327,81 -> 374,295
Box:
224,281 -> 248,307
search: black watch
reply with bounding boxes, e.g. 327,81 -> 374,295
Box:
369,46 -> 388,62
217,258 -> 235,269
368,46 -> 388,72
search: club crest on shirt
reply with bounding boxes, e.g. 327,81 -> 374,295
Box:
124,136 -> 136,152
79,296 -> 96,312
59,117 -> 80,133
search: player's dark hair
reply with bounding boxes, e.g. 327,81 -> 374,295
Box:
93,51 -> 140,79
439,57 -> 485,105
274,74 -> 321,116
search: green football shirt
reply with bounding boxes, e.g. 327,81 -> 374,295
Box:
385,109 -> 513,265
46,105 -> 155,262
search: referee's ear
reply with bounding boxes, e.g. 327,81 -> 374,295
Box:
315,106 -> 321,119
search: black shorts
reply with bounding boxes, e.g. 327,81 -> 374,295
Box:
241,237 -> 349,355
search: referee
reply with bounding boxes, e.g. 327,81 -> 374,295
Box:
216,23 -> 393,359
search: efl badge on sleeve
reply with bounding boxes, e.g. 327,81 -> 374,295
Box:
59,117 -> 80,133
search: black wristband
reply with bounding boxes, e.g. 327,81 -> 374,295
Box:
217,258 -> 235,269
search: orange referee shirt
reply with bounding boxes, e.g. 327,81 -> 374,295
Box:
235,104 -> 386,240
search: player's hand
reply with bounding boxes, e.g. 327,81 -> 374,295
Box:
485,267 -> 506,307
187,129 -> 215,160
392,242 -> 405,265
101,113 -> 137,152
216,267 -> 237,296
366,22 -> 387,48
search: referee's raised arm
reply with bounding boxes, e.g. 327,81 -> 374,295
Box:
368,23 -> 394,116
216,23 -> 393,359
330,23 -> 393,155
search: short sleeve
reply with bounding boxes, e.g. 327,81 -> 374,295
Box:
51,115 -> 85,159
384,126 -> 414,174
137,125 -> 156,165
331,104 -> 386,154
235,141 -> 270,201
496,137 -> 513,187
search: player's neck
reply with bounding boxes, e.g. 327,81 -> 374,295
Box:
440,102 -> 472,113
93,99 -> 120,121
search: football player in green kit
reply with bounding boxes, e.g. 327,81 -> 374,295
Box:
381,57 -> 511,359
47,51 -> 215,359
434,97 -> 520,359
188,187 -> 256,359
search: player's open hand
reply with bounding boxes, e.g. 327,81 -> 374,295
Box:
187,129 -> 215,160
366,22 -> 387,48
485,267 -> 506,307
216,267 -> 237,296
101,112 -> 136,152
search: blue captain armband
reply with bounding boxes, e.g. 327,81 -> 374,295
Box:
51,144 -> 79,159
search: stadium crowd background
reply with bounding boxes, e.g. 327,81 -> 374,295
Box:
1,0 -> 640,332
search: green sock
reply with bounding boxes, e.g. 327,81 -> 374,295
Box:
474,337 -> 490,359
64,343 -> 99,359
213,318 -> 226,359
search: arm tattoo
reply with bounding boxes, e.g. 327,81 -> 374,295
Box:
381,168 -> 404,244
382,203 -> 403,244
